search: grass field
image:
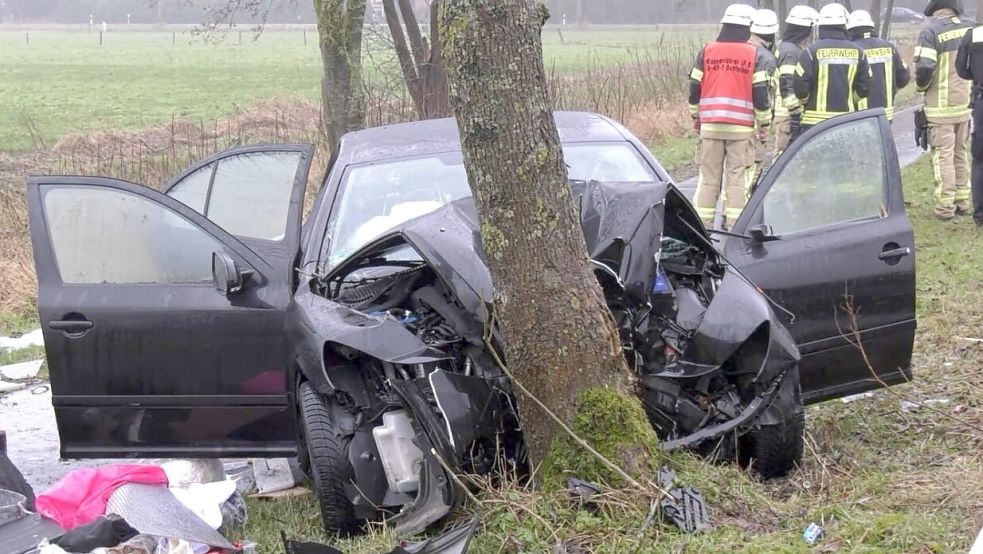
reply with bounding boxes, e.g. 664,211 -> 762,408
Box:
0,27 -> 708,154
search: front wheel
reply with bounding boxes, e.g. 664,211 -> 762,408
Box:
298,382 -> 359,534
740,405 -> 805,479
0,452 -> 35,511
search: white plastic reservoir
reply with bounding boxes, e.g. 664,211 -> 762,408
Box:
372,410 -> 424,493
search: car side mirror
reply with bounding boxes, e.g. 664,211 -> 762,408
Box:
213,252 -> 244,295
747,223 -> 778,245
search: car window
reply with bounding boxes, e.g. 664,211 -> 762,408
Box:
168,151 -> 303,241
759,118 -> 886,235
43,186 -> 221,284
324,143 -> 658,267
168,163 -> 213,214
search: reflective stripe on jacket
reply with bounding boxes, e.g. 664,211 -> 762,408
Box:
915,10 -> 972,123
775,40 -> 806,118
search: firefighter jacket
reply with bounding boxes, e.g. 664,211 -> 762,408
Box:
854,33 -> 911,120
956,25 -> 983,90
915,8 -> 972,123
775,40 -> 808,119
750,34 -> 779,125
794,26 -> 871,126
689,40 -> 773,140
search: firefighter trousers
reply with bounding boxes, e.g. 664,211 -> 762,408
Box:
694,136 -> 754,229
929,121 -> 971,219
773,116 -> 793,159
972,105 -> 983,226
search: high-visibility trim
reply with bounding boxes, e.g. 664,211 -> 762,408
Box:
802,110 -> 849,125
915,46 -> 938,61
755,108 -> 772,124
752,70 -> 769,84
819,57 -> 860,66
859,98 -> 869,110
725,207 -> 745,221
924,105 -> 972,118
955,188 -> 971,201
932,149 -> 946,204
974,27 -> 983,42
701,122 -> 755,135
779,64 -> 796,75
701,110 -> 756,122
691,68 -> 705,82
795,63 -> 805,76
689,104 -> 699,117
847,62 -> 857,111
939,51 -> 950,108
885,57 -> 895,113
700,97 -> 754,109
817,64 -> 829,115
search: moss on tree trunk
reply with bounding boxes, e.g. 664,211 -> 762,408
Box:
440,0 -> 660,482
314,0 -> 366,154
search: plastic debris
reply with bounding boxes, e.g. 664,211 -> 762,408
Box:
900,398 -> 950,412
280,514 -> 478,554
566,478 -> 603,500
252,458 -> 299,495
105,483 -> 234,549
657,466 -> 711,534
0,359 -> 43,381
223,461 -> 256,494
803,522 -> 823,545
169,480 -> 238,530
0,489 -> 28,526
0,329 -> 44,351
0,380 -> 26,393
161,460 -> 225,489
249,486 -> 312,500
840,391 -> 876,403
970,521 -> 983,554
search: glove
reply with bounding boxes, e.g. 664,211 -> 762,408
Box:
692,118 -> 701,131
756,127 -> 769,141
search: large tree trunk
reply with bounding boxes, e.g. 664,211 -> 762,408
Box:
882,0 -> 896,40
871,0 -> 883,37
314,0 -> 367,154
440,0 -> 659,480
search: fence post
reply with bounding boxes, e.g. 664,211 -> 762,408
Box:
238,30 -> 242,46
26,32 -> 29,46
303,29 -> 307,45
172,32 -> 176,47
99,31 -> 104,46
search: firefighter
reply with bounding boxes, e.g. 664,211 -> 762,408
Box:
955,18 -> 983,227
847,10 -> 911,122
750,9 -> 779,185
689,4 -> 772,229
794,3 -> 871,132
915,0 -> 973,220
774,5 -> 819,158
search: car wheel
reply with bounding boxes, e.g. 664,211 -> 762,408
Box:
0,452 -> 35,511
740,407 -> 805,479
298,381 -> 359,534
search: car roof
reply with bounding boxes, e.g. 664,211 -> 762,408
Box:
337,111 -> 633,166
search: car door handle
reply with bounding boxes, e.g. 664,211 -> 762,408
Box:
48,320 -> 94,333
878,247 -> 911,261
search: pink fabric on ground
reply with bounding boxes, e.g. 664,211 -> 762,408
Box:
36,464 -> 169,529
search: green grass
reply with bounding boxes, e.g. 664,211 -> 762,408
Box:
239,157 -> 983,552
0,27 -> 709,153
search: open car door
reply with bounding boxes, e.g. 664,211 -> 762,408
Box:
27,145 -> 313,458
725,110 -> 916,404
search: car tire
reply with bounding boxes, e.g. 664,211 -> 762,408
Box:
298,381 -> 359,534
0,452 -> 35,511
740,408 -> 805,479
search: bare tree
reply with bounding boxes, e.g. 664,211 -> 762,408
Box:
382,0 -> 450,119
871,0 -> 883,36
441,0 -> 659,474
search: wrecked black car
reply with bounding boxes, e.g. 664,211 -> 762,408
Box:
27,110 -> 916,536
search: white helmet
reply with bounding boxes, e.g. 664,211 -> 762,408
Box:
721,3 -> 756,26
752,9 -> 780,35
846,9 -> 876,30
818,3 -> 849,26
786,5 -> 820,27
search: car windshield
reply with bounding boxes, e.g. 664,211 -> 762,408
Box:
323,142 -> 658,268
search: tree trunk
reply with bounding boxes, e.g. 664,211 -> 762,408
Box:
440,0 -> 659,479
384,0 -> 450,119
871,0 -> 883,37
778,0 -> 788,25
314,0 -> 367,155
882,0 -> 896,40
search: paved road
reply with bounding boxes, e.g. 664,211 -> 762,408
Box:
675,106 -> 924,200
1,107 -> 929,494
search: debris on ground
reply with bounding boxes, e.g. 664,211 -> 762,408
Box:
249,486 -> 312,500
281,514 -> 478,554
840,391 -> 876,403
566,478 -> 603,500
35,464 -> 169,529
900,398 -> 950,412
49,515 -> 138,552
251,458 -> 302,495
803,522 -> 823,545
0,359 -> 44,381
0,380 -> 26,393
0,329 -> 44,351
657,467 -> 712,534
